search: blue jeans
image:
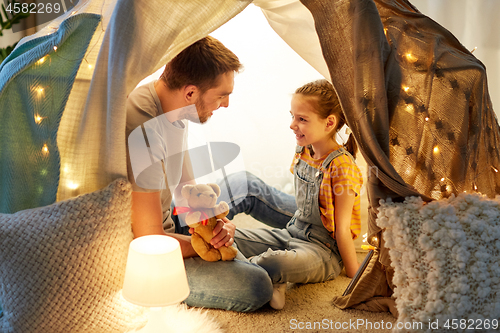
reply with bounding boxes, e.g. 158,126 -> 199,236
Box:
233,154 -> 344,285
173,171 -> 297,312
234,218 -> 343,284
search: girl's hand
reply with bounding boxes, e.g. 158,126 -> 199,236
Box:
210,217 -> 236,249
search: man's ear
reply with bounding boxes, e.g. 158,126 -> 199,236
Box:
181,184 -> 194,199
183,85 -> 199,103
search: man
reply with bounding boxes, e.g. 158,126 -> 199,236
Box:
126,36 -> 273,312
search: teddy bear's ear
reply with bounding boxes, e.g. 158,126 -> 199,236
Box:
208,183 -> 221,197
181,184 -> 195,199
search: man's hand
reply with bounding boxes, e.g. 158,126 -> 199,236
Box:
211,217 -> 236,248
189,217 -> 236,249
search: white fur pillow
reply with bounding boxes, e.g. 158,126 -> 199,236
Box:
0,179 -> 145,333
377,194 -> 500,332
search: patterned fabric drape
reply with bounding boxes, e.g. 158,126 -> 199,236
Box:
300,0 -> 500,259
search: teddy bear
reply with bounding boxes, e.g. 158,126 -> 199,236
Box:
176,183 -> 237,262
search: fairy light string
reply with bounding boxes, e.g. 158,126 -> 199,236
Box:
31,5 -> 107,193
382,23 -> 498,198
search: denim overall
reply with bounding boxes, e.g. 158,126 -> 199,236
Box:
234,146 -> 352,284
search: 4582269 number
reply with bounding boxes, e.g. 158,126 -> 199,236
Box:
5,2 -> 61,14
444,319 -> 499,330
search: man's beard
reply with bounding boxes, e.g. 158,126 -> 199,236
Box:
194,96 -> 210,123
179,96 -> 208,124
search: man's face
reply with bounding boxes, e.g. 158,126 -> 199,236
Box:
191,71 -> 234,124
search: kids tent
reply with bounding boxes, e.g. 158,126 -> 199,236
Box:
0,0 -> 499,331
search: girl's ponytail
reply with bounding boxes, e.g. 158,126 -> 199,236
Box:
344,134 -> 357,159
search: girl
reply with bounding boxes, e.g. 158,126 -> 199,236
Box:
233,79 -> 363,310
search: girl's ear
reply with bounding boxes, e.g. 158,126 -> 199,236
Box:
326,115 -> 337,131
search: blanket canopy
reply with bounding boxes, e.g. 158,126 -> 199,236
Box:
0,0 -> 499,310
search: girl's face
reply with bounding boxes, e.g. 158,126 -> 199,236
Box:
289,94 -> 335,149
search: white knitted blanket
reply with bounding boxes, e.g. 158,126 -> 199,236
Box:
377,193 -> 500,333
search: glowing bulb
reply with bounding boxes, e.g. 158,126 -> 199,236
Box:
405,103 -> 415,113
37,56 -> 47,65
433,146 -> 439,154
405,53 -> 418,63
425,117 -> 429,121
403,86 -> 410,92
34,114 -> 44,124
67,181 -> 79,190
471,46 -> 477,53
440,177 -> 445,182
35,86 -> 45,99
492,166 -> 498,173
474,184 -> 478,191
361,233 -> 376,250
71,11 -> 76,15
88,64 -> 93,70
42,144 -> 49,154
384,28 -> 388,36
53,46 -> 58,51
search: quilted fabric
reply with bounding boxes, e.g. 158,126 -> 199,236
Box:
0,179 -> 145,333
377,194 -> 500,332
0,13 -> 101,214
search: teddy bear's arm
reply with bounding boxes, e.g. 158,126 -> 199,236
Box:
213,201 -> 229,219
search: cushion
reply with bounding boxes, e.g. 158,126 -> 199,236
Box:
0,178 -> 145,333
376,193 -> 500,328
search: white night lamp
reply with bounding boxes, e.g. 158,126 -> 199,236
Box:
123,235 -> 190,333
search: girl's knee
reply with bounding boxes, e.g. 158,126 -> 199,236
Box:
250,249 -> 292,281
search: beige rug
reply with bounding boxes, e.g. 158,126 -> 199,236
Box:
202,215 -> 396,333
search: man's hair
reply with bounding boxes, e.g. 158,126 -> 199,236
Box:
161,36 -> 242,93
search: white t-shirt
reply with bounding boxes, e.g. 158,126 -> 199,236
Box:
126,81 -> 188,233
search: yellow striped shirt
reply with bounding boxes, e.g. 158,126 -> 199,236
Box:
291,148 -> 363,239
